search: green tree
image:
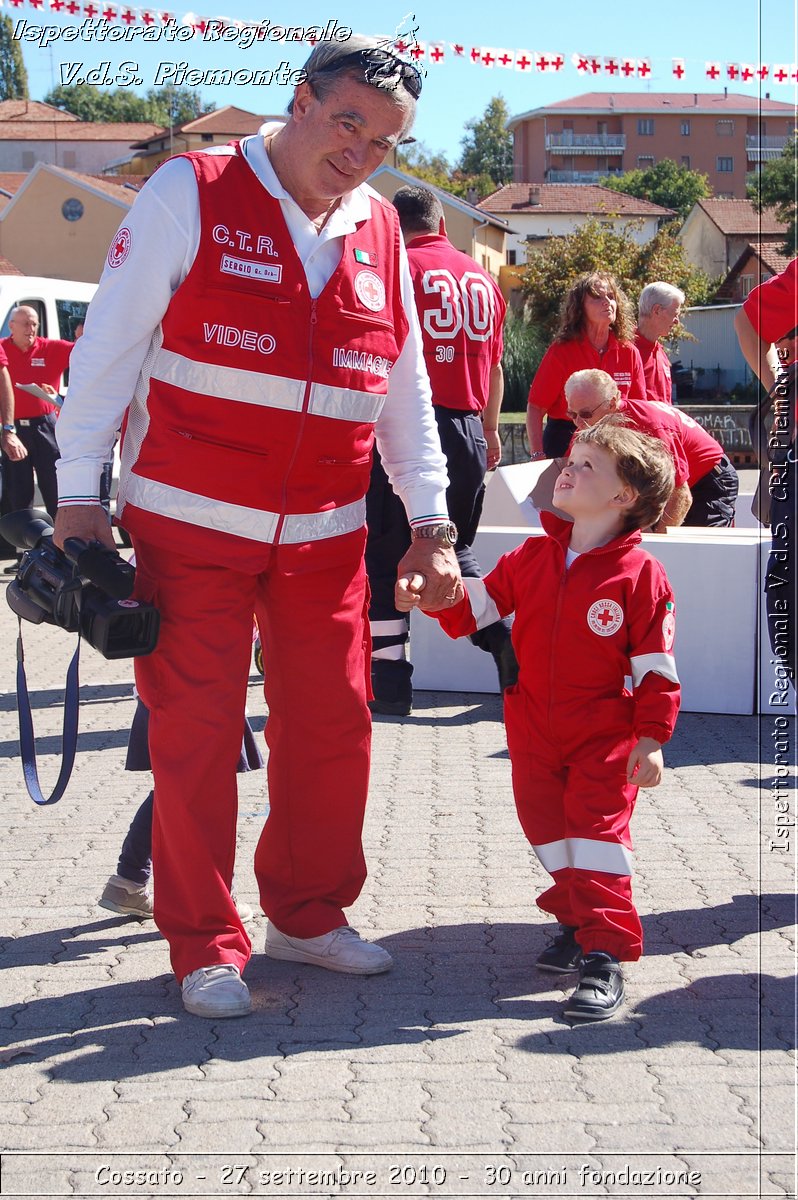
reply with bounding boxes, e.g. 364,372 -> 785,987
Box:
501,314 -> 546,412
521,216 -> 716,340
396,141 -> 453,191
458,95 -> 513,187
43,84 -> 212,126
0,15 -> 28,100
748,135 -> 798,256
600,158 -> 711,223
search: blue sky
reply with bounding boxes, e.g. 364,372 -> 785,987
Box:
16,0 -> 797,160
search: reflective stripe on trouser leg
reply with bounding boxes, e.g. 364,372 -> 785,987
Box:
371,617 -> 409,661
506,707 -> 643,960
253,530 -> 371,938
132,539 -> 256,983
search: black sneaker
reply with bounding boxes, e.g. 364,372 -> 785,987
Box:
536,925 -> 582,973
563,951 -> 625,1022
369,659 -> 413,717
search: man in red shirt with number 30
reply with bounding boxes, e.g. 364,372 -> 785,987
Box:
366,186 -> 517,714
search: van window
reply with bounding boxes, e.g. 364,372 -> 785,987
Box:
56,298 -> 89,340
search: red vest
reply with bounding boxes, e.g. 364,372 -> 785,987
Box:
119,144 -> 409,569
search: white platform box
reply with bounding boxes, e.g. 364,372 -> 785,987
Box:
412,525 -> 766,716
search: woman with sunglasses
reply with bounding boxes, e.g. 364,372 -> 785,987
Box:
526,272 -> 647,460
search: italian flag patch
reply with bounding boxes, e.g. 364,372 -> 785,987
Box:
354,248 -> 376,265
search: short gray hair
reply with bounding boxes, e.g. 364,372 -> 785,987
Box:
564,368 -> 620,405
289,34 -> 418,126
638,282 -> 685,316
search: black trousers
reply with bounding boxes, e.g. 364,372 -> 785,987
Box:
2,413 -> 59,519
683,455 -> 738,528
542,417 -> 576,459
365,407 -> 511,658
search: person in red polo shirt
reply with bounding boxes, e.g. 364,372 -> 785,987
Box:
635,282 -> 684,406
736,259 -> 798,684
527,272 -> 647,460
1,305 -> 73,518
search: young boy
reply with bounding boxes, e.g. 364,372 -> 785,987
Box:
397,417 -> 681,1021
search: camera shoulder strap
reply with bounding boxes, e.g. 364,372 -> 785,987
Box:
15,618 -> 81,805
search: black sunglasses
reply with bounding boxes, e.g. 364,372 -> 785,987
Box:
312,47 -> 422,99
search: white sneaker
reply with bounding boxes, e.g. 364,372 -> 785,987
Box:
181,965 -> 252,1018
98,875 -> 153,919
264,923 -> 393,974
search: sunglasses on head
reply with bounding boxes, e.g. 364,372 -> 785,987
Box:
312,47 -> 423,99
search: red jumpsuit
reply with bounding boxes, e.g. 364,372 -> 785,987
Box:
119,146 -> 409,981
436,516 -> 680,961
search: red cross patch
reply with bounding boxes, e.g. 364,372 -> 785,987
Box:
108,226 -> 131,269
587,598 -> 623,637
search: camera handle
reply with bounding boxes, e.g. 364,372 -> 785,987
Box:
15,616 -> 81,805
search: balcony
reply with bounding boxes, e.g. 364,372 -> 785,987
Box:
745,134 -> 789,161
545,169 -> 626,184
546,133 -> 626,155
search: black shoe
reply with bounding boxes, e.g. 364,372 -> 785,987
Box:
563,952 -> 625,1021
369,659 -> 413,717
492,637 -> 519,691
536,925 -> 582,973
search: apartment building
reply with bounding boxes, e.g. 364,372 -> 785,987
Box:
509,91 -> 796,198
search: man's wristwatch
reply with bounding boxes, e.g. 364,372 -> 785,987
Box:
2,423 -> 15,435
411,521 -> 458,546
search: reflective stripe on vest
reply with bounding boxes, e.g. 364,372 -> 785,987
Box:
151,348 -> 386,423
124,473 -> 366,545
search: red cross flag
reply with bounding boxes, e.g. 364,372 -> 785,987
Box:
757,63 -> 770,79
740,62 -> 755,80
515,50 -> 533,72
573,53 -> 590,74
727,63 -> 740,79
481,48 -> 496,68
705,61 -> 721,79
672,58 -> 685,78
621,58 -> 636,77
496,49 -> 515,69
773,64 -> 790,83
428,43 -> 445,64
637,58 -> 651,77
604,57 -> 620,76
551,54 -> 565,71
451,44 -> 465,57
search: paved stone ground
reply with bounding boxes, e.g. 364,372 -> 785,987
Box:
0,597 -> 794,1199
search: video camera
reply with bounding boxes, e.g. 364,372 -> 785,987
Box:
1,510 -> 159,659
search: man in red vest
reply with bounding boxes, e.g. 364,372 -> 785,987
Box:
54,37 -> 461,1020
366,185 -> 516,715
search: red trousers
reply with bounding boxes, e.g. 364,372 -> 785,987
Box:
505,693 -> 643,961
132,531 -> 371,983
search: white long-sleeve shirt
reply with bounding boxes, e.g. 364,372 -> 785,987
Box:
56,124 -> 449,524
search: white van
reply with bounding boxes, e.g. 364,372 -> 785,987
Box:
0,275 -> 97,343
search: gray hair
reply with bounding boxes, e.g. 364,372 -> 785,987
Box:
638,282 -> 685,317
564,368 -> 620,405
288,34 -> 418,126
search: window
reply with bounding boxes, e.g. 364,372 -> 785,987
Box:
680,120 -> 691,136
716,120 -> 734,136
506,250 -> 517,266
681,155 -> 691,167
740,274 -> 754,298
717,156 -> 734,173
637,119 -> 654,136
201,133 -> 214,142
637,155 -> 655,168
